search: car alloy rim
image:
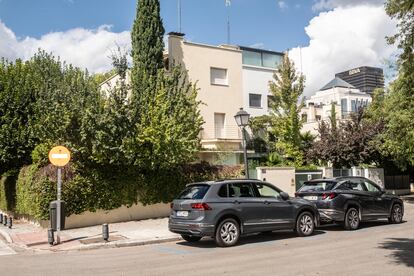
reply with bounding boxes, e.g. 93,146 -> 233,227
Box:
348,210 -> 359,228
220,222 -> 238,244
300,215 -> 313,234
393,205 -> 402,222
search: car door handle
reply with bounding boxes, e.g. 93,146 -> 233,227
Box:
233,200 -> 240,204
264,200 -> 270,205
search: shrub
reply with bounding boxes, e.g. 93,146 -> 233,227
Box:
0,171 -> 18,211
14,162 -> 243,220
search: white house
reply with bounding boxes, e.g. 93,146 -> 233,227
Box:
301,77 -> 372,135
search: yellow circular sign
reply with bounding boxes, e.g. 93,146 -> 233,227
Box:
48,146 -> 71,167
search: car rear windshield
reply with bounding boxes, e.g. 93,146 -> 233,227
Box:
299,181 -> 336,192
178,185 -> 210,200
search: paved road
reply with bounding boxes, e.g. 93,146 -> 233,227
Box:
1,203 -> 414,276
0,239 -> 15,256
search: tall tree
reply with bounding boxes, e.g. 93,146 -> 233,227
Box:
130,0 -> 165,118
367,0 -> 414,169
267,55 -> 306,166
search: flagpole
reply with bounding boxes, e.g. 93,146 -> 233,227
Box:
226,0 -> 231,44
178,0 -> 182,33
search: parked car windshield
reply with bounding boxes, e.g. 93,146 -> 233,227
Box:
299,181 -> 337,192
178,185 -> 210,200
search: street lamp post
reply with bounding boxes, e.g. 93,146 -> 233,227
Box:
234,108 -> 250,179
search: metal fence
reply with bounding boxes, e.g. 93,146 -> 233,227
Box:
384,175 -> 411,190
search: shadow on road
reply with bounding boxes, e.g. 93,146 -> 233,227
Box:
379,238 -> 414,268
177,230 -> 326,248
318,220 -> 406,231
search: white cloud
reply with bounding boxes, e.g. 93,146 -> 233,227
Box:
0,21 -> 131,73
278,1 -> 288,10
312,0 -> 385,11
289,5 -> 397,97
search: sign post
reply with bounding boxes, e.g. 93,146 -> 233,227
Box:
48,146 -> 71,245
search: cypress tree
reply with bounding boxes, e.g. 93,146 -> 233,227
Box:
131,0 -> 165,118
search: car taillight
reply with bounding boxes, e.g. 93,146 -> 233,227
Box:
294,192 -> 298,197
191,203 -> 212,210
322,192 -> 337,200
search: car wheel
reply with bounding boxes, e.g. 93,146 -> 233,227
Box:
181,235 -> 202,242
388,203 -> 403,224
215,218 -> 240,247
295,212 -> 315,237
344,207 -> 360,230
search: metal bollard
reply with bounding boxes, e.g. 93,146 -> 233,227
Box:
0,213 -> 3,224
48,228 -> 54,245
7,217 -> 12,229
3,215 -> 7,226
102,223 -> 109,241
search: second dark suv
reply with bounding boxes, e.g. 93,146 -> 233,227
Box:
295,176 -> 404,230
169,179 -> 319,247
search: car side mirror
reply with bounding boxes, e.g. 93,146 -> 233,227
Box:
280,192 -> 290,201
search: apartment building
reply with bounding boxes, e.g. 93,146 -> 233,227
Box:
335,66 -> 384,95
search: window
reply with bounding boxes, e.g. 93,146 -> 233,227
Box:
242,51 -> 262,67
341,98 -> 348,115
299,181 -> 337,192
267,95 -> 275,108
229,183 -> 255,197
218,184 -> 228,197
351,100 -> 357,112
339,180 -> 365,191
214,113 -> 225,138
301,114 -> 308,122
262,53 -> 282,68
249,93 -> 262,108
242,50 -> 283,68
210,67 -> 228,85
178,185 -> 210,199
254,183 -> 281,199
362,180 -> 381,192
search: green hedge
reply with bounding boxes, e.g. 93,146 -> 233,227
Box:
0,171 -> 17,211
15,162 -> 242,220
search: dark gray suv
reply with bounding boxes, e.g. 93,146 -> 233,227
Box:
169,179 -> 319,247
295,176 -> 404,230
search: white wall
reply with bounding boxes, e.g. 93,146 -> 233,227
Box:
242,65 -> 275,118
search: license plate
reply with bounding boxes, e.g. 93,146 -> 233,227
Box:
176,211 -> 189,217
304,196 -> 318,201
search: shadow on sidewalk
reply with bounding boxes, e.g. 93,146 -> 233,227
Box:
379,238 -> 414,268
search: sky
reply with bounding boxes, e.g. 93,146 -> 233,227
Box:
0,0 -> 398,96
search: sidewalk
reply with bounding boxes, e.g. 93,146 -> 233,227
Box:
0,217 -> 180,253
402,193 -> 414,203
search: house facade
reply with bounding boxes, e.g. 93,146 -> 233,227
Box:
167,33 -> 283,164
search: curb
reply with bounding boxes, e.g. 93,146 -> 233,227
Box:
56,236 -> 182,252
0,228 -> 13,243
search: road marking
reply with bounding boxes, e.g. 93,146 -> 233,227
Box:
153,245 -> 193,255
0,240 -> 15,256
